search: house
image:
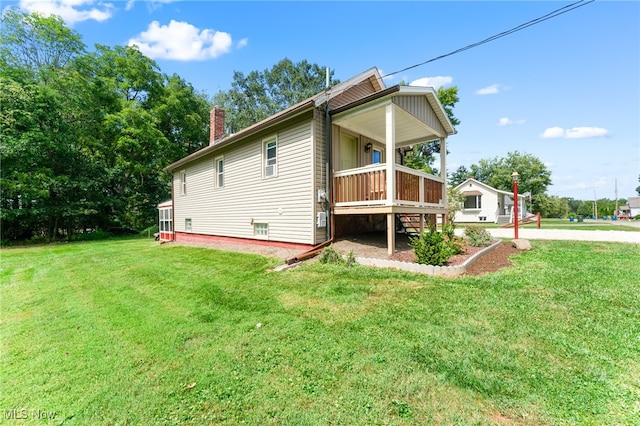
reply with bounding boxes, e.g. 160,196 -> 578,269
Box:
453,178 -> 527,224
627,196 -> 640,218
162,68 -> 456,257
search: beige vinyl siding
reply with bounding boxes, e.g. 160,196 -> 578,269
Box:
328,76 -> 380,110
313,108 -> 328,244
173,119 -> 315,244
393,95 -> 446,136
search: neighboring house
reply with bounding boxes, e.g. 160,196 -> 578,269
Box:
162,68 -> 456,256
628,196 -> 640,218
453,178 -> 527,224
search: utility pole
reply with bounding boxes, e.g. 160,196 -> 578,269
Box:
615,179 -> 619,217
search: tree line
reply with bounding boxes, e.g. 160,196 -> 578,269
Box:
1,10 -> 213,242
1,11 -> 345,244
448,152 -> 633,219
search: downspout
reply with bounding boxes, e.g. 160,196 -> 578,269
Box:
170,170 -> 175,241
285,99 -> 334,264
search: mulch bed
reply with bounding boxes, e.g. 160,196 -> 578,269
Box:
462,242 -> 520,275
387,240 -> 520,276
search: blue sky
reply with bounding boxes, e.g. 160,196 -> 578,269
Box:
7,0 -> 640,201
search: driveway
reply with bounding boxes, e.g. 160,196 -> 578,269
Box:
458,227 -> 640,244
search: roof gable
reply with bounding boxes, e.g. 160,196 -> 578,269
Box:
454,178 -> 514,196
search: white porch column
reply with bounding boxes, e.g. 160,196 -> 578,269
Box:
385,104 -> 396,206
440,136 -> 447,208
385,104 -> 396,255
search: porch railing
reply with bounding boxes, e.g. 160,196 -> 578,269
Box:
333,164 -> 444,207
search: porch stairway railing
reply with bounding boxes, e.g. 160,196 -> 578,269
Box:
397,214 -> 422,236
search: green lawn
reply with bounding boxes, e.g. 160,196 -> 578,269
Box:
2,239 -> 639,425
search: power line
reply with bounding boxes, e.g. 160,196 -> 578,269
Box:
327,0 -> 595,103
381,0 -> 595,79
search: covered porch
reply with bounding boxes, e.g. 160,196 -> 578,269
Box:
329,85 -> 456,255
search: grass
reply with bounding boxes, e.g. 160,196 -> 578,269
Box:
1,239 -> 639,425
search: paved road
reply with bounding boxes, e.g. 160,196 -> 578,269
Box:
455,222 -> 640,244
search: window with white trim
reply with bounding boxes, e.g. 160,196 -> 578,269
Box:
254,223 -> 268,237
159,208 -> 172,232
180,170 -> 187,195
264,138 -> 277,177
185,218 -> 192,232
215,157 -> 224,188
372,149 -> 382,164
464,195 -> 482,209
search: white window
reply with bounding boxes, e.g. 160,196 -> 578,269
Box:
185,218 -> 192,232
215,157 -> 224,188
159,208 -> 172,232
254,223 -> 268,237
180,170 -> 187,195
264,138 -> 277,177
464,195 -> 482,209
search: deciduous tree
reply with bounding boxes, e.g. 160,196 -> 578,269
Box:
213,58 -> 338,133
469,151 -> 551,196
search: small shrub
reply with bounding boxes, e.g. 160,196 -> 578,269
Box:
318,245 -> 356,267
344,250 -> 357,267
410,222 -> 460,266
464,225 -> 493,247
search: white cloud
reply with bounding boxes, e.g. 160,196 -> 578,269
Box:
409,76 -> 453,89
565,127 -> 609,139
498,117 -> 525,126
19,0 -> 113,25
540,126 -> 610,139
237,38 -> 248,48
540,126 -> 565,139
476,84 -> 500,95
128,20 -> 233,61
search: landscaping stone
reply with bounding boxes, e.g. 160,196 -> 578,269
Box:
512,238 -> 532,251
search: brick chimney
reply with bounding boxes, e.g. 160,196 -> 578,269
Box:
210,107 -> 225,145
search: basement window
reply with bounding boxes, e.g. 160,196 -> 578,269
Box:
254,223 -> 268,237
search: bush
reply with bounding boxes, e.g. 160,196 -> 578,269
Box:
464,225 -> 493,247
318,245 -> 356,267
410,222 -> 461,266
69,229 -> 112,242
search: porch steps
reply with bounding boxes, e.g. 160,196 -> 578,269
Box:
496,215 -> 511,225
397,214 -> 423,236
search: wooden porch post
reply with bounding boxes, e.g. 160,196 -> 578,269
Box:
440,136 -> 448,231
387,213 -> 395,256
385,104 -> 396,255
440,137 -> 447,208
